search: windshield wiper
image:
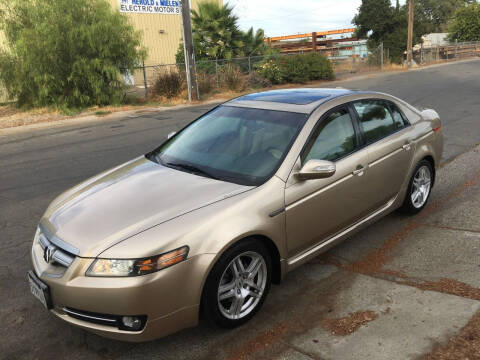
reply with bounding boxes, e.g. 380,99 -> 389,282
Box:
165,162 -> 220,180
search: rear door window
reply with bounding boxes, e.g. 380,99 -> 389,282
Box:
389,103 -> 409,129
353,100 -> 396,144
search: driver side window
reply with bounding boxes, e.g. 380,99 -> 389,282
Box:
302,107 -> 357,164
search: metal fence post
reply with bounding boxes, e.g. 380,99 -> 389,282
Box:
248,56 -> 251,73
142,60 -> 148,99
380,42 -> 384,70
455,39 -> 458,59
215,59 -> 219,88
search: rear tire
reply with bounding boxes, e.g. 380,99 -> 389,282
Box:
202,239 -> 271,328
399,160 -> 433,215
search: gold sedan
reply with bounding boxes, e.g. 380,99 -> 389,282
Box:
28,88 -> 443,341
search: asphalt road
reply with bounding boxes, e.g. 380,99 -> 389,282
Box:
0,59 -> 479,359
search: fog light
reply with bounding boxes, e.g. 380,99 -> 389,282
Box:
121,316 -> 143,331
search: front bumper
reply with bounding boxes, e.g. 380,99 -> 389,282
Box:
31,241 -> 215,341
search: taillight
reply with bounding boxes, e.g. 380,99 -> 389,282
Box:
433,125 -> 442,132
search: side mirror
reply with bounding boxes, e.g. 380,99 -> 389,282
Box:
167,131 -> 176,139
297,159 -> 336,180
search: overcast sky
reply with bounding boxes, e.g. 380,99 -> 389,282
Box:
225,0 -> 406,37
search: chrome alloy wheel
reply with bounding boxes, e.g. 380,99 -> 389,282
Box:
411,165 -> 431,208
217,251 -> 267,320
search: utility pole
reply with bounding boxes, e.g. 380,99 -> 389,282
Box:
181,0 -> 199,101
406,0 -> 414,65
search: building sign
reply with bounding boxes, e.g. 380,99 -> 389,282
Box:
119,0 -> 181,14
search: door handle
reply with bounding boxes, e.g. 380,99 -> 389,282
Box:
352,165 -> 367,176
402,142 -> 412,151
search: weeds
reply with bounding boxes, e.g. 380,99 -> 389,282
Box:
153,70 -> 184,98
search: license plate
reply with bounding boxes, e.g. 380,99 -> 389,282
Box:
28,271 -> 52,310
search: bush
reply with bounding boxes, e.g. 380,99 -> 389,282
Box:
277,55 -> 310,83
197,71 -> 216,95
244,72 -> 272,89
257,60 -> 283,84
153,71 -> 184,98
302,53 -> 335,81
220,64 -> 245,91
257,53 -> 335,84
196,60 -> 218,75
0,0 -> 145,109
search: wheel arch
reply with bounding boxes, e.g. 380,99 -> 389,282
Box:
421,154 -> 436,187
198,234 -> 283,319
249,234 -> 282,285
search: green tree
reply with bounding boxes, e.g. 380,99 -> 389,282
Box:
353,0 -> 436,63
417,0 -> 473,32
175,1 -> 268,63
448,2 -> 480,41
242,27 -> 266,57
0,0 -> 145,109
353,0 -> 394,43
191,1 -> 244,60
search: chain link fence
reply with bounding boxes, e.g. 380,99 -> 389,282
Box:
126,53 -> 295,98
4,41 -> 478,102
331,43 -> 389,78
128,44 -> 395,98
414,41 -> 480,64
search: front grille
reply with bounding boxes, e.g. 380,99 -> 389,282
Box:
38,224 -> 77,268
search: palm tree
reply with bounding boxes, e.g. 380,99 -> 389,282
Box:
191,1 -> 244,60
242,27 -> 266,57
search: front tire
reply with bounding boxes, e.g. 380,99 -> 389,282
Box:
399,160 -> 433,214
202,239 -> 272,328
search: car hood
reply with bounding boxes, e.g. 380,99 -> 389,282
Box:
41,157 -> 252,257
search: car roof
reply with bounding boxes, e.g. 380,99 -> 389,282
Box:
223,88 -> 377,114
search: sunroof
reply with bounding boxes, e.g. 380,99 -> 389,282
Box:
234,89 -> 342,105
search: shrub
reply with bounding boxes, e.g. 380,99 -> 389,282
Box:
257,53 -> 335,84
220,64 -> 245,91
244,72 -> 272,89
152,71 -> 184,98
302,53 -> 335,81
195,60 -> 218,75
257,60 -> 283,84
197,71 -> 216,95
0,0 -> 145,109
277,55 -> 310,83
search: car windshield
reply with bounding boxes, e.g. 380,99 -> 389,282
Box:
151,106 -> 308,186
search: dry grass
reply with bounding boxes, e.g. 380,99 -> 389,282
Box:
333,59 -> 407,75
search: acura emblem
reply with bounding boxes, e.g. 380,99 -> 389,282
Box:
44,244 -> 57,263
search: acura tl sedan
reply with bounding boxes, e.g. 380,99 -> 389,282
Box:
29,88 -> 443,341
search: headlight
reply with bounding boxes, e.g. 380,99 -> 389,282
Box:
86,246 -> 189,277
